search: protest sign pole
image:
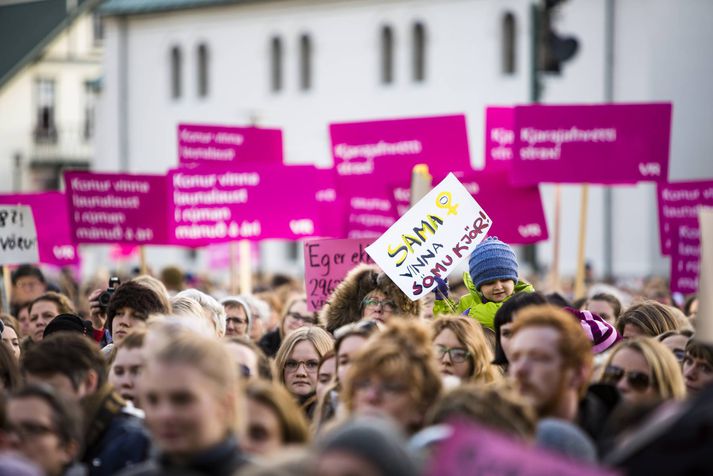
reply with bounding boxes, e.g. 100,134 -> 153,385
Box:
139,247 -> 148,275
696,208 -> 713,344
1,266 -> 10,315
239,240 -> 252,294
229,242 -> 239,295
548,185 -> 562,291
410,164 -> 432,206
574,184 -> 590,299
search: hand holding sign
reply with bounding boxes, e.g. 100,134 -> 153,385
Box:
0,206 -> 39,266
366,173 -> 492,300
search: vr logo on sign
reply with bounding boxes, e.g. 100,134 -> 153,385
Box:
639,162 -> 661,177
53,245 -> 75,260
290,219 -> 315,235
518,223 -> 542,238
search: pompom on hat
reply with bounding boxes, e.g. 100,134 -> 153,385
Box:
468,237 -> 519,291
565,307 -> 621,354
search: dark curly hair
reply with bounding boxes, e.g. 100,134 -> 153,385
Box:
106,281 -> 169,335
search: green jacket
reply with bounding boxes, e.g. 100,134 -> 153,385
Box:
434,272 -> 535,330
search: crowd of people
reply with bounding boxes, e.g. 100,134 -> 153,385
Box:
0,236 -> 710,475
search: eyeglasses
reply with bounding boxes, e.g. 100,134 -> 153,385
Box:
226,317 -> 248,326
361,297 -> 396,313
286,312 -> 318,325
284,359 -> 320,373
434,345 -> 471,364
7,421 -> 56,440
672,349 -> 686,362
601,365 -> 653,392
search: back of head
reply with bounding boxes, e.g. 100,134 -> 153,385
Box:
175,288 -> 226,336
536,418 -> 597,464
428,383 -> 537,441
43,313 -> 93,339
316,417 -> 418,476
616,300 -> 682,337
21,332 -> 107,391
245,379 -> 310,445
468,237 -> 518,291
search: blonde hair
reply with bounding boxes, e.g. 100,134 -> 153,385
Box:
341,320 -> 442,433
602,337 -> 686,401
432,316 -> 501,384
274,326 -> 334,386
245,379 -> 310,445
145,327 -> 242,432
616,301 -> 684,337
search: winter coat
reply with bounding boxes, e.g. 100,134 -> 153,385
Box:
434,272 -> 534,329
319,264 -> 420,334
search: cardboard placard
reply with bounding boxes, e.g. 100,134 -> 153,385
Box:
0,206 -> 39,266
178,123 -> 283,165
65,171 -> 170,245
0,192 -> 78,266
510,103 -> 672,185
657,180 -> 713,255
427,422 -> 619,476
366,173 -> 492,300
303,238 -> 375,311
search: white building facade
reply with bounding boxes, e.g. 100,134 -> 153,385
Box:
95,0 -> 713,280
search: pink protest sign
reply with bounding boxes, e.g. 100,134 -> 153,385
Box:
670,222 -> 700,295
178,124 -> 283,165
303,238 -> 375,311
65,171 -> 170,245
427,422 -> 619,476
391,168 -> 548,245
510,103 -> 672,185
657,180 -> 713,255
485,106 -> 515,170
0,192 -> 79,266
168,164 -> 337,246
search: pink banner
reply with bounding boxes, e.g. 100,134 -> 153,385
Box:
510,103 -> 672,185
657,180 -> 713,255
303,238 -> 375,311
391,169 -> 548,244
428,422 -> 619,476
178,123 -> 283,165
670,222 -> 700,295
485,106 -> 515,170
168,165 -> 340,246
65,171 -> 170,245
0,192 -> 79,266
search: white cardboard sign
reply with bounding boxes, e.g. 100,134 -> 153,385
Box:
366,173 -> 493,300
0,206 -> 39,266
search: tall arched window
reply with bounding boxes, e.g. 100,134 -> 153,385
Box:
502,12 -> 517,74
170,46 -> 182,99
380,25 -> 394,84
412,22 -> 426,82
197,43 -> 209,97
299,34 -> 313,90
270,36 -> 283,92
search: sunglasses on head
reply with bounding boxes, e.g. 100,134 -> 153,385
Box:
602,365 -> 653,392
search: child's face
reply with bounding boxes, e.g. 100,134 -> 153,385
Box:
479,279 -> 515,303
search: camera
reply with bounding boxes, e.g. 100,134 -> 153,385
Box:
97,277 -> 120,313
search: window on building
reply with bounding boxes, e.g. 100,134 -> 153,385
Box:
299,34 -> 313,90
380,25 -> 394,84
502,12 -> 517,74
92,12 -> 104,44
83,80 -> 99,141
412,22 -> 426,82
34,78 -> 57,143
170,46 -> 182,99
270,36 -> 283,92
197,43 -> 209,97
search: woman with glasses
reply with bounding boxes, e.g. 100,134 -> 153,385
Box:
259,295 -> 318,358
320,264 -> 420,334
599,337 -> 685,405
431,316 -> 501,384
341,320 -> 442,435
275,326 -> 334,420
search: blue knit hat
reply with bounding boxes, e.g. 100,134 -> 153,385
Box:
468,237 -> 518,291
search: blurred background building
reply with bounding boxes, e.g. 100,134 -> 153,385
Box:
2,0 -> 713,283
